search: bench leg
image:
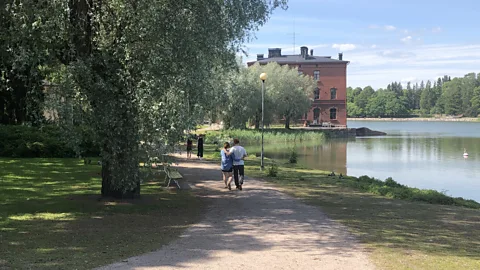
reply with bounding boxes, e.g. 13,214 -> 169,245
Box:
165,176 -> 181,189
173,180 -> 181,189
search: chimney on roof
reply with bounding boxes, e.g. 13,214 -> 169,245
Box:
268,48 -> 282,58
339,52 -> 343,61
257,54 -> 264,61
310,49 -> 313,56
300,46 -> 308,59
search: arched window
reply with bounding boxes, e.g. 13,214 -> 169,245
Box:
330,108 -> 337,120
330,88 -> 337,100
313,108 -> 320,121
314,88 -> 320,99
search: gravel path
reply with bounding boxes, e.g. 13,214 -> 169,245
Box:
97,160 -> 375,270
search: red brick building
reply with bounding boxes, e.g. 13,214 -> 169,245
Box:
247,46 -> 349,127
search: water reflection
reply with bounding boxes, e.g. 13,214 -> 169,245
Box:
245,121 -> 480,201
245,140 -> 349,175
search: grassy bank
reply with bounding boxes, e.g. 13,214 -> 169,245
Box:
0,158 -> 205,269
203,129 -> 326,145
202,144 -> 480,269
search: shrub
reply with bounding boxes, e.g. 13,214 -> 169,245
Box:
267,162 -> 278,177
288,148 -> 298,164
385,177 -> 402,188
0,124 -> 99,158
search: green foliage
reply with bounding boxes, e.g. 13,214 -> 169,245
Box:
442,78 -> 464,115
350,72 -> 480,118
0,125 -> 99,158
346,102 -> 363,117
288,148 -> 298,164
0,0 -> 62,125
3,0 -> 288,197
267,162 -> 278,177
215,62 -> 315,129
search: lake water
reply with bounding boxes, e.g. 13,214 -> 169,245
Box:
246,121 -> 480,202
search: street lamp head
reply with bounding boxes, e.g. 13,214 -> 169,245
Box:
259,73 -> 267,81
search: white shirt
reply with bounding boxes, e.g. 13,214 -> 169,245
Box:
230,145 -> 247,165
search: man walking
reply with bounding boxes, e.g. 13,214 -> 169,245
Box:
227,138 -> 247,190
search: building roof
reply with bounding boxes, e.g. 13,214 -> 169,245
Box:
248,55 -> 349,65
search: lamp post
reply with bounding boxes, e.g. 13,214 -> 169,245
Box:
259,72 -> 267,170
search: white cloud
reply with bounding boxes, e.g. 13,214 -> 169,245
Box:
379,50 -> 415,59
332,43 -> 357,51
371,44 -> 377,49
384,25 -> 396,31
369,24 -> 397,31
432,27 -> 442,33
401,36 -> 413,43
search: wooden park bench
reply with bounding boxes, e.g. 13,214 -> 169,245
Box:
164,164 -> 183,189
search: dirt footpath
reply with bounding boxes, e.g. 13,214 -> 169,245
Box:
97,160 -> 375,270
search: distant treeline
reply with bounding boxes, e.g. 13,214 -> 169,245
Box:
347,73 -> 480,118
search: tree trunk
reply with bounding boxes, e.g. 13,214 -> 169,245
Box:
284,116 -> 290,129
101,158 -> 140,199
0,93 -> 5,125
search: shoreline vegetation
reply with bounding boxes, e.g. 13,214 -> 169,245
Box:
348,117 -> 480,122
200,143 -> 480,269
203,129 -> 327,145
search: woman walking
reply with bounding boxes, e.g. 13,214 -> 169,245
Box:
220,142 -> 234,190
197,134 -> 204,159
186,137 -> 193,159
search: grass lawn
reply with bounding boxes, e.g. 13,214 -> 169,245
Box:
0,158 -> 205,269
203,144 -> 480,270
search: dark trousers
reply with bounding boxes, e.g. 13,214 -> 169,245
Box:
197,146 -> 203,157
233,165 -> 245,187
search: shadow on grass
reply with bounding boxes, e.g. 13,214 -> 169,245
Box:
256,165 -> 480,267
0,158 -> 205,269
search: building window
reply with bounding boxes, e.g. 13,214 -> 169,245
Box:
313,108 -> 320,121
314,88 -> 320,99
313,70 -> 320,81
330,88 -> 337,100
330,108 -> 337,120
298,71 -> 303,75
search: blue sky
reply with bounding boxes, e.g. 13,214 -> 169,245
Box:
242,0 -> 480,88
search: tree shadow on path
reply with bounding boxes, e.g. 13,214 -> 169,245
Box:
98,159 -> 374,270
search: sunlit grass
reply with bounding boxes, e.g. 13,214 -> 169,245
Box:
0,158 -> 205,269
8,213 -> 76,221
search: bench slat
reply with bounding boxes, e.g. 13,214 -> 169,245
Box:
168,171 -> 183,179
